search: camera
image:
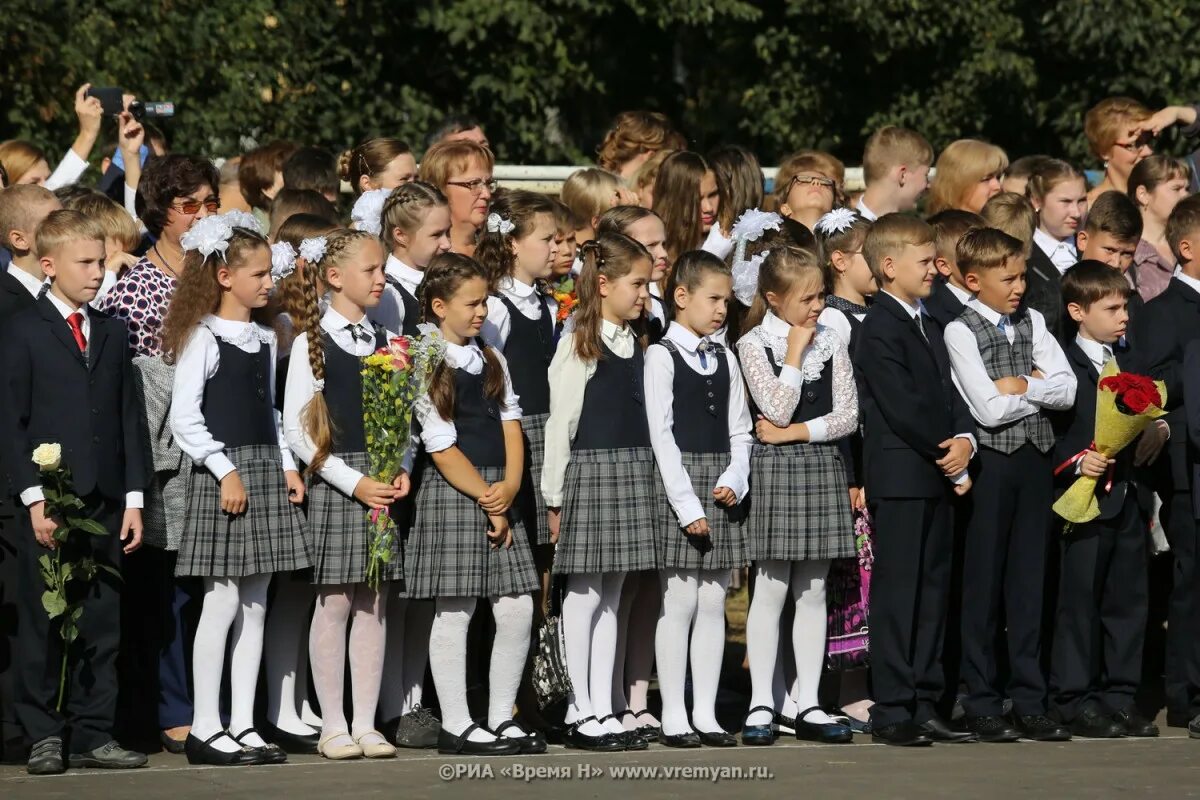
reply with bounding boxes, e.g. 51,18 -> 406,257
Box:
130,100 -> 174,122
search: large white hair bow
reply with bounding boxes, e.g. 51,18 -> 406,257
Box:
351,188 -> 389,236
299,236 -> 328,265
732,252 -> 768,308
815,207 -> 859,237
486,213 -> 515,235
180,215 -> 235,260
730,209 -> 782,267
221,209 -> 265,236
270,242 -> 297,280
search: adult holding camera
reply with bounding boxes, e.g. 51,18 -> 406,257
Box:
0,84 -> 105,189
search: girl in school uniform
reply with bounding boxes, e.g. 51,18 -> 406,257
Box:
542,233 -> 657,752
407,253 -> 542,756
645,251 -> 753,748
597,205 -> 671,341
282,229 -> 409,761
163,216 -> 310,766
735,246 -> 858,746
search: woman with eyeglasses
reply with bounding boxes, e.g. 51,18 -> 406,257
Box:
773,150 -> 846,237
419,139 -> 496,258
1084,97 -> 1199,208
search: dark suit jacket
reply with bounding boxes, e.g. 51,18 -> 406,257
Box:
855,292 -> 976,498
0,296 -> 147,502
1130,277 -> 1200,492
1049,340 -> 1135,520
923,279 -> 966,330
1182,340 -> 1200,516
1023,246 -> 1066,343
0,270 -> 39,326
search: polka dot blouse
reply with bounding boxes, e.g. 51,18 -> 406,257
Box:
99,256 -> 178,358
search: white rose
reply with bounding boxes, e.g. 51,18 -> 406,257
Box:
31,443 -> 62,472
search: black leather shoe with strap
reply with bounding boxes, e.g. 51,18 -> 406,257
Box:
437,722 -> 521,756
741,705 -> 777,746
27,736 -> 65,775
494,720 -> 548,754
232,728 -> 288,764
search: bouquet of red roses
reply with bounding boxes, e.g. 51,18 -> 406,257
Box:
1053,363 -> 1166,524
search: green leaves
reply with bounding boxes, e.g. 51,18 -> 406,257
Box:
42,590 -> 66,619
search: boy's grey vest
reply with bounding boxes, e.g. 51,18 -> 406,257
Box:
957,306 -> 1054,454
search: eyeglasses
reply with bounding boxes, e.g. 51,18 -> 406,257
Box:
445,177 -> 498,196
171,197 -> 220,215
789,174 -> 836,191
1114,132 -> 1154,153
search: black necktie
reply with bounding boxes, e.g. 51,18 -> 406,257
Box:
346,323 -> 371,344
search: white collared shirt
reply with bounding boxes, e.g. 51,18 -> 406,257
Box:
943,299 -> 1077,429
7,264 -> 45,297
645,322 -> 753,527
169,315 -> 297,480
1074,334 -> 1115,375
855,197 -> 878,222
480,276 -> 558,350
647,282 -> 668,330
368,254 -> 424,333
945,282 -> 974,305
20,292 -> 143,510
1033,228 -> 1078,275
415,339 -> 522,454
1173,267 -> 1200,298
541,319 -> 637,506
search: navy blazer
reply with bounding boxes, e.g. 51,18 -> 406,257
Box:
923,279 -> 966,331
1023,245 -> 1066,343
855,292 -> 976,499
0,296 -> 147,502
0,270 -> 39,326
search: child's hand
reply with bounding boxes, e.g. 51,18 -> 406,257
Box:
479,481 -> 517,514
29,501 -> 61,549
547,508 -> 561,544
487,514 -> 512,549
220,471 -> 248,515
848,486 -> 866,511
1080,449 -> 1115,478
993,376 -> 1028,395
936,437 -> 972,476
1134,421 -> 1169,467
285,470 -> 305,505
392,470 -> 411,499
953,476 -> 973,496
74,83 -> 103,138
120,508 -> 143,554
785,324 -> 816,364
685,518 -> 710,536
713,486 -> 736,507
354,476 -> 398,509
755,415 -> 807,444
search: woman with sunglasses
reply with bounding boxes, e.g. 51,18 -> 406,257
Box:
773,150 -> 845,236
99,153 -> 220,758
418,139 -> 496,258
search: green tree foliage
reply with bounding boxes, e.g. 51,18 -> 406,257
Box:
1,0 -> 1197,171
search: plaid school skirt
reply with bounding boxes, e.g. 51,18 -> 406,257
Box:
553,447 -> 660,575
518,413 -> 552,546
307,451 -> 404,586
656,451 -> 749,571
176,444 -> 312,578
747,442 -> 855,562
405,463 -> 539,599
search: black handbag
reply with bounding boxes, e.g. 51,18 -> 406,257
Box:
532,575 -> 572,708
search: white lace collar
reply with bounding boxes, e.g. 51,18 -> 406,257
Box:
200,314 -> 274,349
753,312 -> 836,382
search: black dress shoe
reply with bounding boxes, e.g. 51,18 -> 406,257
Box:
1112,709 -> 1159,738
632,709 -> 660,743
563,718 -> 626,752
961,715 -> 1021,743
232,728 -> 288,764
68,741 -> 149,769
185,732 -> 264,766
659,730 -> 702,748
159,731 -> 187,755
1065,707 -> 1123,738
740,705 -> 777,746
1013,714 -> 1072,742
795,707 -> 853,743
260,721 -> 320,754
697,730 -> 738,747
597,714 -> 647,750
437,723 -> 520,756
870,720 -> 933,746
27,736 -> 64,775
917,716 -> 977,743
494,721 -> 548,754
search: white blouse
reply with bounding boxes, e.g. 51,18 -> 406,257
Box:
414,339 -> 522,454
645,322 -> 752,527
170,315 -> 296,479
735,311 -> 857,441
368,254 -> 423,334
480,276 -> 559,350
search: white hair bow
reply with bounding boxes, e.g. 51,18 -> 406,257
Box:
270,242 -> 297,280
730,209 -> 782,267
486,213 -> 515,235
299,236 -> 327,265
180,215 -> 235,260
732,251 -> 768,308
351,188 -> 389,236
220,209 -> 265,236
815,207 -> 859,237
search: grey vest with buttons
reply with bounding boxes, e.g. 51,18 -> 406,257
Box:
957,306 -> 1054,454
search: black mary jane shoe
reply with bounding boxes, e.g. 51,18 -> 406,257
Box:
232,728 -> 288,764
794,707 -> 853,744
494,721 -> 548,754
740,705 -> 777,746
597,714 -> 647,751
259,721 -> 320,755
631,709 -> 660,743
159,730 -> 188,755
564,718 -> 626,752
185,732 -> 265,766
438,723 -> 521,756
697,729 -> 738,747
658,730 -> 702,748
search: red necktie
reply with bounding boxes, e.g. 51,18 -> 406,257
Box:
66,311 -> 87,352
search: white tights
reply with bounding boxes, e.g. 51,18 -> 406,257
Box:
562,572 -> 626,737
309,584 -> 388,746
656,568 -> 730,736
379,594 -> 435,719
428,595 -> 533,743
191,574 -> 272,753
745,559 -> 831,726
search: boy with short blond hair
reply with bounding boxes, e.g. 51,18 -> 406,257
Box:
0,185 -> 61,315
856,127 -> 934,222
981,191 -> 1036,256
925,209 -> 985,328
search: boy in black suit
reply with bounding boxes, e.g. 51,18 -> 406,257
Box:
1049,262 -> 1161,738
2,210 -> 148,774
856,213 -> 977,746
944,228 -> 1077,743
1077,191 -> 1145,329
925,209 -> 985,329
1135,193 -> 1200,731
